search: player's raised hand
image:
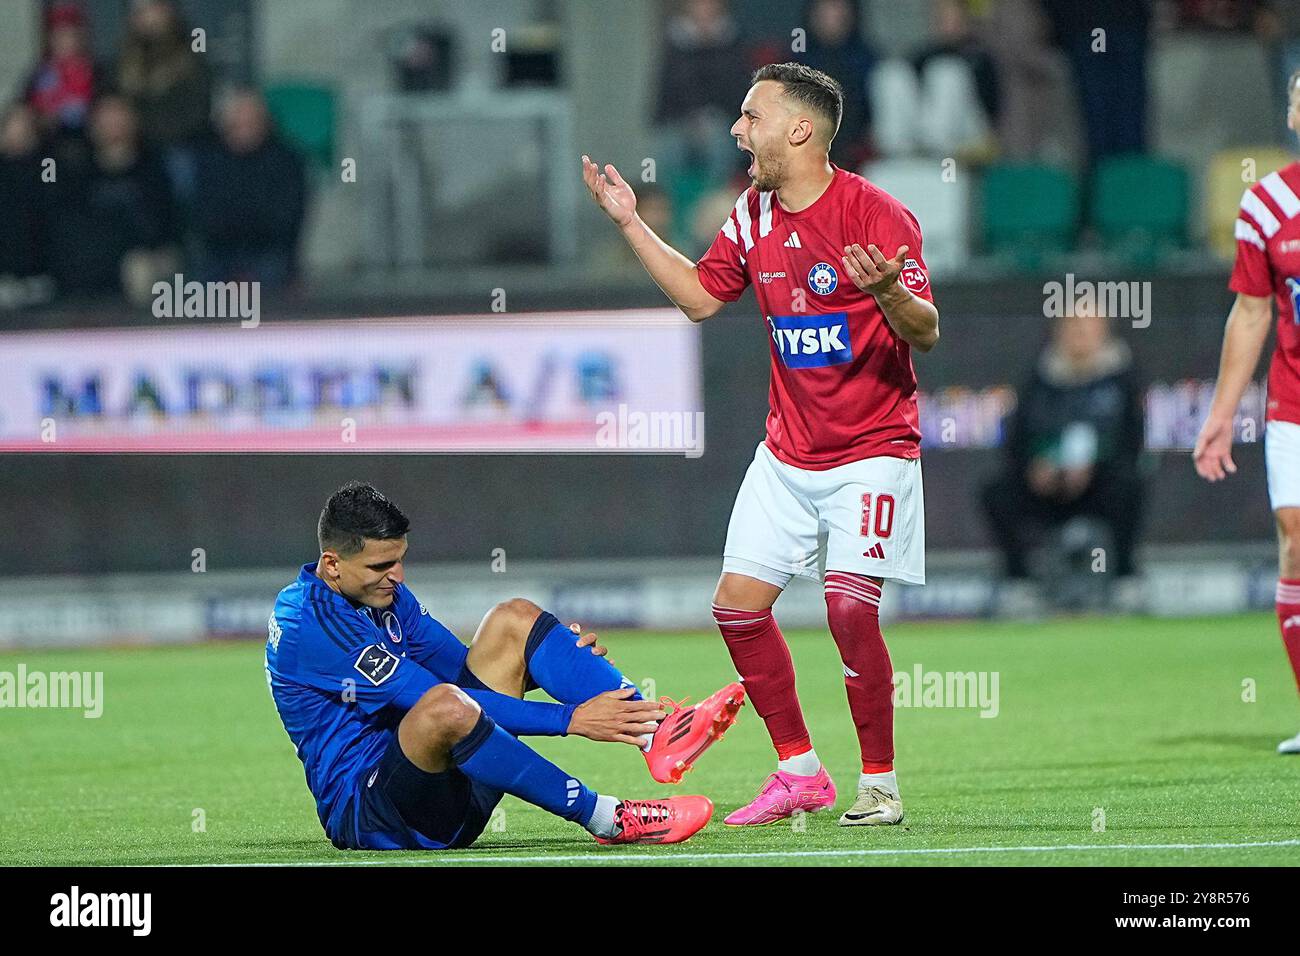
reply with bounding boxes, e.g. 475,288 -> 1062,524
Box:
581,155 -> 637,227
1193,414 -> 1238,482
842,243 -> 909,297
567,687 -> 666,746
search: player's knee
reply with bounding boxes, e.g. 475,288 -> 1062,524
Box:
412,684 -> 481,739
486,597 -> 542,637
713,574 -> 777,612
1278,510 -> 1300,574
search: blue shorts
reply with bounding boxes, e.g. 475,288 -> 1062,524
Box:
337,663 -> 504,851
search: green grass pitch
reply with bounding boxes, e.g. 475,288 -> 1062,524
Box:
2,613 -> 1298,866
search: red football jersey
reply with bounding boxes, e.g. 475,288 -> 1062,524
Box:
696,165 -> 933,470
1229,161 -> 1300,425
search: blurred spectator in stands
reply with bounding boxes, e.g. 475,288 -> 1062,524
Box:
0,103 -> 55,309
1245,0 -> 1300,143
1165,0 -> 1272,32
653,0 -> 751,188
871,0 -> 997,161
22,3 -> 98,138
797,0 -> 877,169
986,0 -> 1074,161
193,90 -> 307,290
115,0 -> 213,204
46,94 -> 178,304
981,306 -> 1146,611
915,0 -> 1000,131
1042,0 -> 1152,166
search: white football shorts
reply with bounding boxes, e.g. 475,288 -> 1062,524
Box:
1265,419 -> 1300,510
721,441 -> 926,589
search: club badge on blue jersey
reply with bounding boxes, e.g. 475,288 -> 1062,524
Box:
382,610 -> 402,643
807,261 -> 838,296
767,312 -> 854,368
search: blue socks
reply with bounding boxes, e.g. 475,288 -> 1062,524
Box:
450,712 -> 597,825
524,611 -> 644,704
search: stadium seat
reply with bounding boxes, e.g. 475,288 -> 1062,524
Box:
979,162 -> 1079,268
1090,154 -> 1189,264
264,82 -> 337,170
863,158 -> 970,274
1204,146 -> 1293,261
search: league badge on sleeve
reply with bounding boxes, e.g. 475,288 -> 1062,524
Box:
354,644 -> 400,685
900,258 -> 929,294
807,262 -> 838,296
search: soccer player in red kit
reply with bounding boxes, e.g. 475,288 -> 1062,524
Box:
1194,71 -> 1300,755
581,62 -> 939,825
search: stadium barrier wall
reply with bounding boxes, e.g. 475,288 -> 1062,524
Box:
0,545 -> 1278,649
0,273 -> 1273,578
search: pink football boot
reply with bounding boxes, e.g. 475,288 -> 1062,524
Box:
723,767 -> 837,826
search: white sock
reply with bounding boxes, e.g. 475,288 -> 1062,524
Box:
584,793 -> 621,839
777,748 -> 821,777
860,770 -> 899,797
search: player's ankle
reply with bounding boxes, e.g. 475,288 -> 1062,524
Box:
583,793 -> 621,839
776,747 -> 821,777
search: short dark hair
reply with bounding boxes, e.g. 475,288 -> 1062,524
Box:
751,61 -> 844,145
317,481 -> 410,556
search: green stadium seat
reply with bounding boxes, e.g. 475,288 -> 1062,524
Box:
264,82 -> 337,170
1090,154 -> 1189,264
980,163 -> 1080,269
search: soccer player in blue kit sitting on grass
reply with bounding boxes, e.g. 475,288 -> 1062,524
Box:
266,481 -> 745,849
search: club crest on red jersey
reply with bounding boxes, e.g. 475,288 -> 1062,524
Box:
807,262 -> 838,295
900,258 -> 928,293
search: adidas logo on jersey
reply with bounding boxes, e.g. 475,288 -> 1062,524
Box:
783,231 -> 802,248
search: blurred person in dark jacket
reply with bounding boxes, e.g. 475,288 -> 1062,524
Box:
870,0 -> 997,160
192,89 -> 307,290
797,0 -> 877,169
0,103 -> 55,308
653,0 -> 752,184
46,93 -> 178,302
114,0 -> 212,203
1042,0 -> 1152,165
913,0 -> 1000,136
22,2 -> 98,138
982,306 -> 1146,599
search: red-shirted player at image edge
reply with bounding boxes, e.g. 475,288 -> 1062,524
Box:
1194,71 -> 1300,754
582,62 -> 941,824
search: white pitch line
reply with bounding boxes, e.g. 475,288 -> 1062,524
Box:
170,838 -> 1300,867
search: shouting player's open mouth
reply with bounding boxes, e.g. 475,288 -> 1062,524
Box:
738,142 -> 756,178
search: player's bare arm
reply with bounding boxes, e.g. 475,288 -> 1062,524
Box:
580,154 -> 726,322
1193,292 -> 1273,481
842,242 -> 940,352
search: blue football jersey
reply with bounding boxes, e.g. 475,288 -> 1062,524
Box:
265,563 -> 469,842
266,562 -> 575,846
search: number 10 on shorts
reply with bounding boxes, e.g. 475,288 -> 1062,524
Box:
861,493 -> 895,538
